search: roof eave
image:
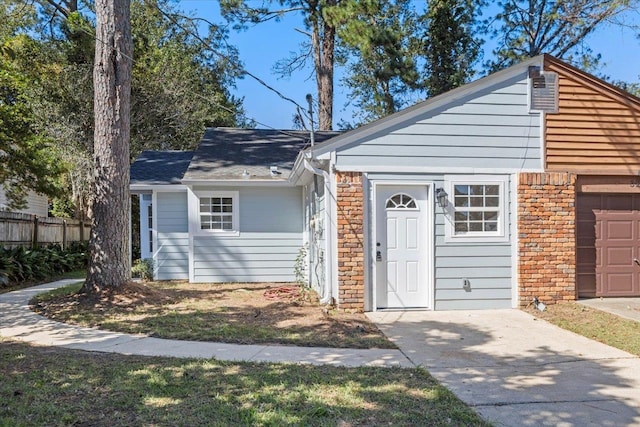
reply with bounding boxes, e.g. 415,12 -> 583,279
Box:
543,54 -> 640,111
180,178 -> 295,187
130,183 -> 188,193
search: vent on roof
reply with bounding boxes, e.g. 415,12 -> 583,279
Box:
528,66 -> 558,113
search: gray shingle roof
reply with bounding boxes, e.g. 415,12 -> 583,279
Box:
130,150 -> 194,185
182,128 -> 340,181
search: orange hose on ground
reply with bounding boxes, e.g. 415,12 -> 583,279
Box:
263,285 -> 301,300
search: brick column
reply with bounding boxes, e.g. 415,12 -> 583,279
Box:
335,171 -> 365,312
518,172 -> 576,306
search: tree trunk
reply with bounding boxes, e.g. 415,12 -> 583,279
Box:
310,0 -> 335,131
317,20 -> 334,130
84,0 -> 132,293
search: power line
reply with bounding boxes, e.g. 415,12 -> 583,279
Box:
82,14 -> 312,140
155,6 -> 310,120
25,0 -> 315,138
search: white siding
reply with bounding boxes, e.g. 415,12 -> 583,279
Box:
155,192 -> 189,280
329,72 -> 542,310
336,73 -> 541,171
191,186 -> 303,283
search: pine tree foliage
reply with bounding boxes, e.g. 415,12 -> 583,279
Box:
330,0 -> 421,124
422,0 -> 481,97
487,0 -> 638,71
0,1 -> 63,209
331,0 -> 481,124
0,0 -> 243,218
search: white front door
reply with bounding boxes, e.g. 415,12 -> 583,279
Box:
375,185 -> 431,309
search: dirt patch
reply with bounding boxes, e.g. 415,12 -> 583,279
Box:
33,281 -> 395,349
80,280 -> 173,306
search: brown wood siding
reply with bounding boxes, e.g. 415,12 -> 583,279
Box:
544,57 -> 640,175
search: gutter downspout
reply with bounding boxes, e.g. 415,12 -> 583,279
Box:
307,94 -> 317,290
303,155 -> 333,305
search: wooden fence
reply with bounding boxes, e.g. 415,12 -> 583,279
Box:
0,211 -> 91,249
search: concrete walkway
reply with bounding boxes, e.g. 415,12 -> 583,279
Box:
0,279 -> 412,368
368,310 -> 640,427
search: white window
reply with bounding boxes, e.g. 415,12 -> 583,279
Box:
196,191 -> 239,234
386,193 -> 417,209
444,176 -> 508,242
147,203 -> 153,252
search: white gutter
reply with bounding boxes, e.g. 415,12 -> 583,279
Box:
130,184 -> 188,193
180,179 -> 294,187
303,155 -> 333,304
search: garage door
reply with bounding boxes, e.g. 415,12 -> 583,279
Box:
577,194 -> 640,298
595,209 -> 640,296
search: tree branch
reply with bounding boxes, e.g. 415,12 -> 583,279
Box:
155,4 -> 308,117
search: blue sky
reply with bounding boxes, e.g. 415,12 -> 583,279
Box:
180,1 -> 640,130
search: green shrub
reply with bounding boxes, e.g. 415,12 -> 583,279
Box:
0,255 -> 14,286
294,245 -> 309,286
0,242 -> 88,288
132,258 -> 154,281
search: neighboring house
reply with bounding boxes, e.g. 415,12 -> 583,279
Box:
131,54 -> 640,312
0,188 -> 48,217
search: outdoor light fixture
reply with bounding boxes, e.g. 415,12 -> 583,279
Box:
436,188 -> 448,208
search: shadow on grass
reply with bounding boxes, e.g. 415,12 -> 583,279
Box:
0,340 -> 487,426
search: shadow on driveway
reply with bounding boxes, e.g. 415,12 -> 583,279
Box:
368,310 -> 640,427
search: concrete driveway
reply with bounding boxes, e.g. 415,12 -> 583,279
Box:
368,309 -> 640,427
577,297 -> 640,323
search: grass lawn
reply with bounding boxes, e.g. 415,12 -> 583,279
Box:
0,339 -> 489,427
31,281 -> 395,349
524,302 -> 640,356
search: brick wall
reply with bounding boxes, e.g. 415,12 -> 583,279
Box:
335,171 -> 365,312
518,172 -> 576,306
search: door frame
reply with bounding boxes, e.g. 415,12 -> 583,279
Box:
370,181 -> 435,311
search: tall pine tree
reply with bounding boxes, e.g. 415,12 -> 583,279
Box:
84,0 -> 133,292
331,0 -> 421,124
422,0 -> 481,97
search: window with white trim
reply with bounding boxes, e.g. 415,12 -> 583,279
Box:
197,192 -> 239,233
445,177 -> 508,242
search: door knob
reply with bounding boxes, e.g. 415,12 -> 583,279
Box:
376,250 -> 382,262
634,258 -> 640,266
